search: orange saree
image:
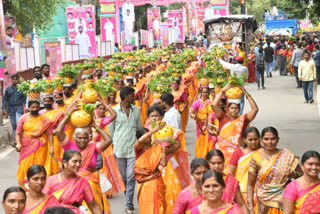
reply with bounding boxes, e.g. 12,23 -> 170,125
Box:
77,143 -> 111,214
93,117 -> 126,197
215,113 -> 249,168
134,144 -> 166,214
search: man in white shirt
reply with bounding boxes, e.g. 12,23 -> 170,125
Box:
219,56 -> 248,114
122,0 -> 135,20
104,18 -> 114,41
123,9 -> 134,44
160,93 -> 181,130
204,3 -> 215,21
174,22 -> 180,42
298,51 -> 316,103
75,26 -> 91,58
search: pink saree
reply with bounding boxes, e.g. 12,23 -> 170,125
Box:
23,195 -> 60,214
190,202 -> 243,214
172,183 -> 204,214
43,174 -> 93,210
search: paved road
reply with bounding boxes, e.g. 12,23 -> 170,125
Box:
0,71 -> 320,213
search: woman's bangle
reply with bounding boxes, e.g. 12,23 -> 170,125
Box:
96,127 -> 102,132
66,113 -> 71,119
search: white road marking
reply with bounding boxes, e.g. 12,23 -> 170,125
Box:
0,147 -> 14,159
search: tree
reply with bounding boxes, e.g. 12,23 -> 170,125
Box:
3,0 -> 65,35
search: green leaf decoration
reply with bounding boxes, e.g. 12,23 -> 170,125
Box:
82,104 -> 96,115
17,79 -> 49,94
150,121 -> 157,129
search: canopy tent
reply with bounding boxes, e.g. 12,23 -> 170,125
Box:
204,15 -> 258,33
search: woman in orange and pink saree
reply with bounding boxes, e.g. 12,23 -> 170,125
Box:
212,84 -> 258,169
93,99 -> 125,198
43,150 -> 101,214
228,127 -> 261,205
144,105 -> 191,214
206,149 -> 249,214
247,127 -> 302,214
172,158 -> 210,214
16,100 -> 58,188
283,150 -> 320,214
24,165 -> 59,214
56,103 -> 113,214
190,170 -> 243,214
40,95 -> 64,163
190,87 -> 213,158
134,124 -> 169,214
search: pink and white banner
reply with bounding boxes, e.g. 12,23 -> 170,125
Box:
4,16 -> 17,41
147,7 -> 161,42
100,0 -> 119,43
44,41 -> 62,76
207,0 -> 229,17
161,28 -> 169,47
140,30 -> 149,46
119,0 -> 209,6
66,6 -> 96,58
196,7 -> 206,35
168,10 -> 184,42
189,9 -> 197,37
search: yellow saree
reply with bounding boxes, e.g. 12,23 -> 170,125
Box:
16,114 -> 58,187
23,195 -> 60,214
235,151 -> 257,199
293,182 -> 320,213
194,100 -> 213,158
42,109 -> 64,163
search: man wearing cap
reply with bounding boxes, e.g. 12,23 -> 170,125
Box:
219,56 -> 248,114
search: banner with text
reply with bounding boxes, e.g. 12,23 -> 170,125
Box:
100,0 -> 119,43
196,7 -> 206,35
66,6 -> 96,58
44,41 -> 62,76
168,10 -> 184,42
147,7 -> 161,43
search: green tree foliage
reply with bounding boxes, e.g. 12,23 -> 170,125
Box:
229,0 -> 318,24
3,0 -> 65,35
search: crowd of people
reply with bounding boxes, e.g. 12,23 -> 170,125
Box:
245,34 -> 320,103
1,38 -> 320,214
